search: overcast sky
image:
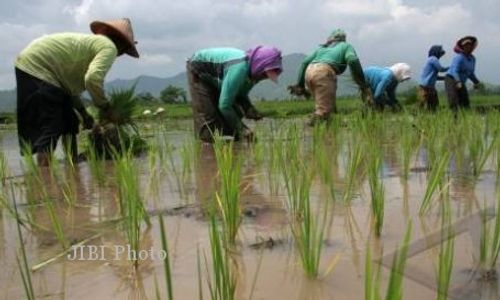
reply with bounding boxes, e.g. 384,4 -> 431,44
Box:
1,0 -> 499,89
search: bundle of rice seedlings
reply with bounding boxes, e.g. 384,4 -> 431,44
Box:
88,86 -> 147,158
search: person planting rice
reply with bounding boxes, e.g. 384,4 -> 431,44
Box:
288,29 -> 372,126
364,63 -> 412,111
445,36 -> 482,111
187,46 -> 282,143
418,45 -> 449,111
15,18 -> 139,166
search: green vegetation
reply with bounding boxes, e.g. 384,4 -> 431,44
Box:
436,197 -> 455,300
115,151 -> 151,267
89,86 -> 147,157
158,215 -> 174,300
368,152 -> 385,237
478,196 -> 500,279
419,152 -> 450,215
203,213 -> 236,300
2,93 -> 500,299
365,221 -> 412,300
160,85 -> 187,104
213,136 -> 242,245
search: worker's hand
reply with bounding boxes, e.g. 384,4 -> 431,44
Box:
245,106 -> 264,121
474,82 -> 484,90
242,127 -> 255,143
99,102 -> 118,124
455,82 -> 463,89
288,84 -> 306,96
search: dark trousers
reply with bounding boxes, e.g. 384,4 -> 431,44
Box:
445,76 -> 470,110
16,68 -> 78,155
418,86 -> 439,111
187,61 -> 250,143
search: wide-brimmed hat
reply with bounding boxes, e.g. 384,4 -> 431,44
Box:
458,36 -> 477,47
90,18 -> 139,58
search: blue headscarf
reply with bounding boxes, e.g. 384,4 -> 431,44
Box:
428,45 -> 445,58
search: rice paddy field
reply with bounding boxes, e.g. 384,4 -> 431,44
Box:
1,105 -> 500,300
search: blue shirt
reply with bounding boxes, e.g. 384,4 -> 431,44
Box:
419,56 -> 448,88
446,53 -> 479,84
364,67 -> 398,104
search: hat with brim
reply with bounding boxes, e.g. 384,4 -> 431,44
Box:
90,18 -> 139,58
457,36 -> 478,50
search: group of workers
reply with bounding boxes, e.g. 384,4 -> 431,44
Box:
13,18 -> 481,164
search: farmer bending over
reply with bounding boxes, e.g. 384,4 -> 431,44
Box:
187,46 -> 282,142
288,29 -> 371,126
15,18 -> 139,166
364,63 -> 412,111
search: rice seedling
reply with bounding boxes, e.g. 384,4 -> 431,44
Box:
12,186 -> 36,300
115,151 -> 151,267
147,140 -> 161,199
281,152 -> 310,219
163,141 -> 188,200
365,221 -> 412,300
89,86 -> 147,158
478,196 -> 500,280
497,142 -> 500,187
470,134 -> 497,179
291,186 -> 329,278
281,145 -> 329,278
158,215 -> 174,300
61,179 -> 76,207
197,246 -> 204,300
466,118 -> 498,179
365,242 -> 382,300
436,196 -> 454,300
180,139 -> 195,184
312,123 -> 333,184
385,221 -> 412,300
0,150 -> 8,185
399,122 -> 417,181
204,213 -> 236,300
213,135 -> 242,245
85,139 -> 106,186
251,131 -> 265,166
265,129 -> 283,195
343,134 -> 365,204
43,191 -> 68,250
419,151 -> 450,215
368,151 -> 385,237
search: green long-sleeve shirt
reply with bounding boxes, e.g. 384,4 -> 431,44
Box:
15,33 -> 117,107
296,42 -> 363,88
191,48 -> 253,132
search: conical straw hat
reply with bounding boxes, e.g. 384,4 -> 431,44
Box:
90,18 -> 139,58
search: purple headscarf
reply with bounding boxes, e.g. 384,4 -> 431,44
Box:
245,46 -> 283,79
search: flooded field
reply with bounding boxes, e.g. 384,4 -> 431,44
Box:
1,111 -> 500,300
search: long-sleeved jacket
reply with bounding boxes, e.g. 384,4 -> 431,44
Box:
296,42 -> 365,88
446,53 -> 479,84
190,48 -> 254,132
15,33 -> 117,107
364,67 -> 399,105
420,56 -> 448,88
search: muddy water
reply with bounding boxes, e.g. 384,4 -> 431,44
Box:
0,118 -> 499,300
